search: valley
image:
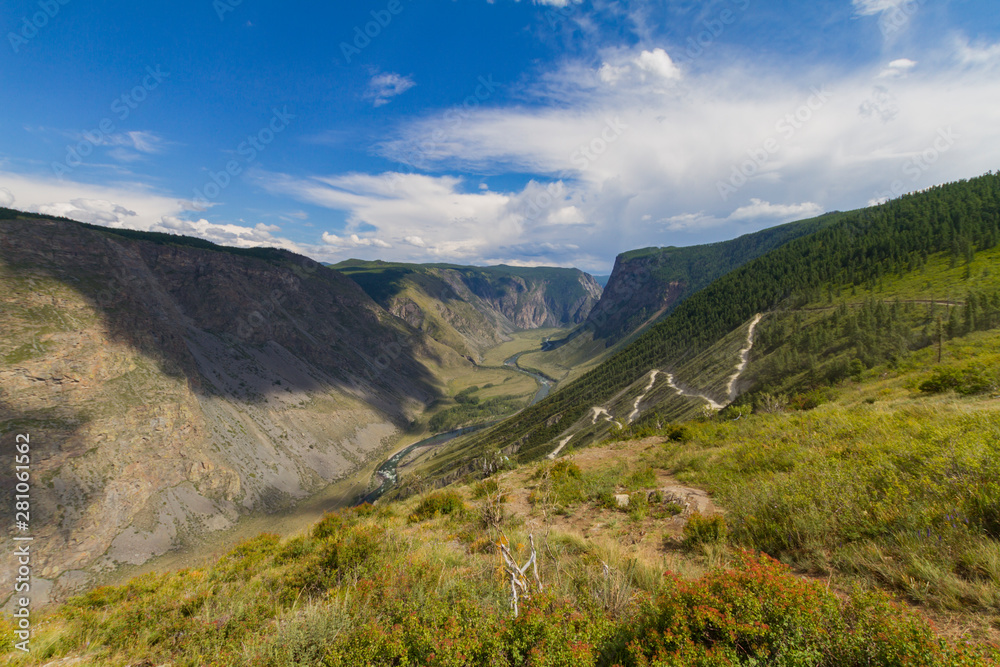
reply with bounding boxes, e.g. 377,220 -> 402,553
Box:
4,173 -> 1000,665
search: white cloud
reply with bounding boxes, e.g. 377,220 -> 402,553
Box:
955,37 -> 1000,66
152,216 -> 297,249
663,199 -> 822,232
852,0 -> 909,16
258,171 -> 519,260
598,62 -> 628,84
729,199 -> 823,222
34,199 -> 138,225
878,58 -> 917,78
0,171 -> 311,256
330,45 -> 1000,267
633,48 -> 682,82
366,72 -> 416,107
322,232 -> 392,248
0,187 -> 14,207
597,47 -> 682,90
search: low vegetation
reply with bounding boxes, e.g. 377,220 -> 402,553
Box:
428,389 -> 526,432
4,496 -> 996,666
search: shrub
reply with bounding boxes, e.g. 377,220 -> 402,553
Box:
550,460 -> 582,480
627,492 -> 649,521
920,364 -> 996,395
788,387 -> 836,410
663,423 -> 692,441
621,551 -> 990,667
410,490 -> 466,522
682,512 -> 727,549
312,511 -> 346,540
212,533 -> 282,582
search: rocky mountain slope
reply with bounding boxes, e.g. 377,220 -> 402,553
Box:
332,260 -> 602,360
0,211 -> 469,604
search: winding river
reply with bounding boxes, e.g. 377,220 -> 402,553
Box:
355,352 -> 553,505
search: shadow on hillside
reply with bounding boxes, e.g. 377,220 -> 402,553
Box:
0,216 -> 442,420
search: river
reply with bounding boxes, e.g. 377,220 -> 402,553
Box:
355,352 -> 553,505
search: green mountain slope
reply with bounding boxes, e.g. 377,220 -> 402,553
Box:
517,212 -> 842,383
426,173 -> 1000,471
332,260 -> 602,360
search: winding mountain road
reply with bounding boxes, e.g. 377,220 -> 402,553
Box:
579,313 -> 764,446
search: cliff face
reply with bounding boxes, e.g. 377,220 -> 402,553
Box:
583,252 -> 688,344
334,261 -> 603,359
0,215 -> 465,604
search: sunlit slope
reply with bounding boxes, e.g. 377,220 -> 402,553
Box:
428,173 -> 1000,468
333,259 -> 602,360
516,211 -> 843,383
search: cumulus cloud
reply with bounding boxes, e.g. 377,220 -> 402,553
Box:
878,58 -> 917,78
322,232 -> 392,248
597,48 -> 682,89
0,171 -> 312,257
33,199 -> 138,226
633,48 -> 682,82
366,72 -> 416,107
285,40 -> 1000,269
151,216 -> 304,251
729,199 -> 824,222
0,187 -> 14,207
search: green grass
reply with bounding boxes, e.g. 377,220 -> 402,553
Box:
4,495 -> 995,666
623,336 -> 1000,620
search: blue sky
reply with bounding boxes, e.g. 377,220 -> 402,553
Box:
1,0 -> 999,273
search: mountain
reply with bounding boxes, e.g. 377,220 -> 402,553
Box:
331,259 -> 602,360
424,173 -> 1000,475
582,213 -> 843,345
518,214 -> 843,385
0,211 -> 470,603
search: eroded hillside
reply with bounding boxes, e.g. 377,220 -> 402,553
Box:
0,214 -> 470,603
333,260 -> 602,360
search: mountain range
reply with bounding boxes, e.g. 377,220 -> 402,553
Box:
3,173 -> 1000,662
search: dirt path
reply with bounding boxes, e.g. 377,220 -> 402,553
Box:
664,372 -> 724,410
574,314 -> 762,455
546,435 -> 574,460
496,438 -> 722,562
725,313 -> 763,401
627,370 -> 661,423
